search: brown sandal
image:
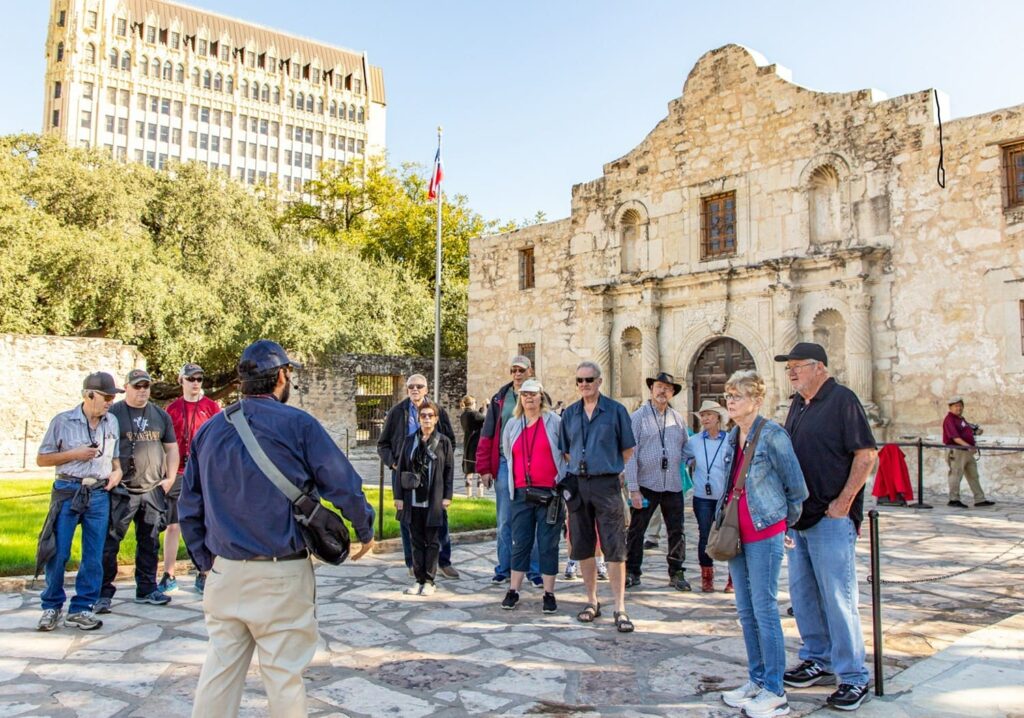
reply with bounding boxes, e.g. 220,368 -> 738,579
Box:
576,602 -> 602,623
613,611 -> 635,633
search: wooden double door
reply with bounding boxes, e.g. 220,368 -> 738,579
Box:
690,338 -> 756,430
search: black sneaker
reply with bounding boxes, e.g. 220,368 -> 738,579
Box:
947,499 -> 968,508
501,589 -> 519,610
643,540 -> 659,549
671,570 -> 692,592
542,592 -> 557,614
625,573 -> 641,588
827,683 -> 870,711
783,659 -> 835,688
975,500 -> 995,507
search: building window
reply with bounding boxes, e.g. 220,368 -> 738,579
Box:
56,42 -> 64,62
1006,142 -> 1024,209
53,82 -> 62,99
80,110 -> 92,129
52,109 -> 60,127
518,343 -> 536,369
57,10 -> 66,26
197,38 -> 208,56
220,44 -> 230,61
170,32 -> 180,49
163,61 -> 172,80
140,54 -> 149,76
86,11 -> 98,29
109,49 -> 118,68
85,43 -> 96,64
117,117 -> 128,135
518,247 -> 535,290
82,82 -> 93,99
121,51 -> 131,71
146,25 -> 156,44
175,64 -> 184,83
116,18 -> 127,37
105,115 -> 114,132
700,191 -> 737,260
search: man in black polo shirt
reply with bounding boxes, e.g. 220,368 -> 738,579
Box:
558,360 -> 636,632
775,343 -> 877,712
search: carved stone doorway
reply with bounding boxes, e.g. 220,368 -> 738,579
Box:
690,338 -> 756,431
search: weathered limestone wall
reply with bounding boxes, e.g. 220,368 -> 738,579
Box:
468,44 -> 1024,498
0,334 -> 144,471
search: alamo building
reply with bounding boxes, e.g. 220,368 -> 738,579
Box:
467,44 -> 1024,496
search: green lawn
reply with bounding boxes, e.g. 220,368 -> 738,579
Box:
0,480 -> 495,577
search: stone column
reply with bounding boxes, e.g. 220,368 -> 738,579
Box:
772,296 -> 800,417
846,293 -> 874,404
594,308 -> 615,390
642,312 -> 661,378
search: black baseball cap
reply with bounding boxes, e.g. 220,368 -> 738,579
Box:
774,342 -> 828,366
126,368 -> 153,386
237,339 -> 302,380
180,362 -> 204,378
83,372 -> 124,395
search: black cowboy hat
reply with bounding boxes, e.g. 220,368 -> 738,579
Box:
646,371 -> 682,395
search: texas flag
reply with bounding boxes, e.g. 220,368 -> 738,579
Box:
427,147 -> 444,200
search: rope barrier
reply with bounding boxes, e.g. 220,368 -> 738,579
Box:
0,491 -> 52,502
868,534 -> 1024,586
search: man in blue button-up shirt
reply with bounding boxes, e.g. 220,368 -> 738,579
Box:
558,360 -> 636,632
180,339 -> 375,718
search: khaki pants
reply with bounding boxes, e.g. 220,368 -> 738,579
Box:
192,556 -> 317,718
947,449 -> 986,502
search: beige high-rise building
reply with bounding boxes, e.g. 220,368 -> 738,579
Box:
42,0 -> 386,194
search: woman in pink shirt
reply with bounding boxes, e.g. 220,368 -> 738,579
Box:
499,379 -> 566,614
719,371 -> 808,718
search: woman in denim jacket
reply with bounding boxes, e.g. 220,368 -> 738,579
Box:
719,370 -> 808,718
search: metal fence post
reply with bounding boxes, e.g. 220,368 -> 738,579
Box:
913,438 -> 933,509
377,458 -> 385,541
23,420 -> 29,469
869,509 -> 884,696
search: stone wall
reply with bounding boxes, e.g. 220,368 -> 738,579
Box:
0,334 -> 144,471
468,44 -> 1024,499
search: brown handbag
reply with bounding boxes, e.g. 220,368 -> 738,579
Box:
705,419 -> 766,562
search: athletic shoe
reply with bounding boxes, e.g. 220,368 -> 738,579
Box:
643,539 -> 659,549
37,608 -> 61,632
783,660 -> 835,688
501,589 -> 520,610
404,582 -> 424,595
158,572 -> 178,592
194,572 -> 206,594
671,570 -> 692,592
721,680 -> 762,708
530,575 -> 544,587
135,589 -> 171,606
827,683 -> 870,711
542,592 -> 557,614
563,561 -> 578,580
947,499 -> 968,508
625,573 -> 642,588
420,582 -> 436,596
439,564 -> 461,579
975,500 -> 995,507
65,610 -> 102,631
491,574 -> 509,585
744,688 -> 790,717
93,597 -> 112,614
596,559 -> 608,581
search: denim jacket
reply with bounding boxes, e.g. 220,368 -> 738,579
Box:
718,415 -> 808,530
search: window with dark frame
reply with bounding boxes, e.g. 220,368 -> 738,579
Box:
518,343 -> 536,369
518,246 -> 535,290
700,191 -> 737,259
1006,142 -> 1024,209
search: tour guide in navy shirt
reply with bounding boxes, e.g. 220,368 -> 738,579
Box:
558,360 -> 636,632
180,339 -> 375,718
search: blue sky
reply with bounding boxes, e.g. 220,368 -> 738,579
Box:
3,0 -> 1022,224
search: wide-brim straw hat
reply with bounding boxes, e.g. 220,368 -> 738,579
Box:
693,400 -> 729,423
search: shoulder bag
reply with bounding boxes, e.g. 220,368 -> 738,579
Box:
225,402 -> 350,565
705,419 -> 766,562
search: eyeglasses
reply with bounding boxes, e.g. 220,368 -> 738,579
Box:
98,393 -> 115,402
510,367 -> 527,374
185,376 -> 204,383
131,383 -> 151,390
786,362 -> 816,373
407,384 -> 426,390
575,377 -> 597,384
724,394 -> 748,402
420,412 -> 436,420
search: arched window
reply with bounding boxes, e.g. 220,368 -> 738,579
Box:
192,68 -> 200,87
251,83 -> 259,100
121,51 -> 131,71
261,84 -> 270,102
56,42 -> 64,62
272,87 -> 280,104
296,91 -> 304,110
305,94 -> 313,112
109,48 -> 119,68
203,70 -> 212,89
316,98 -> 323,115
85,43 -> 96,64
140,54 -> 149,76
348,104 -> 355,121
226,76 -> 233,93
241,79 -> 249,96
809,165 -> 841,245
329,100 -> 337,117
287,90 -> 294,107
163,60 -> 172,80
339,102 -> 346,120
620,208 -> 642,272
357,107 -> 364,123
151,57 -> 160,77
175,64 -> 184,83
213,72 -> 222,91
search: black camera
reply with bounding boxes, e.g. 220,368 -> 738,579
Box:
579,460 -> 588,476
705,483 -> 713,496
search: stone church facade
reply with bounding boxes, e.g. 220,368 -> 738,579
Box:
467,45 -> 1024,495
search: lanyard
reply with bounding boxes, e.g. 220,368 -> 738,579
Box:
522,417 -> 540,484
647,402 -> 667,455
81,406 -> 107,456
579,400 -> 597,471
702,431 -> 725,490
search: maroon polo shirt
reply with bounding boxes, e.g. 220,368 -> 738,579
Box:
942,412 -> 975,447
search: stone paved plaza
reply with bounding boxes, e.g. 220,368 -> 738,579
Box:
0,500 -> 1021,717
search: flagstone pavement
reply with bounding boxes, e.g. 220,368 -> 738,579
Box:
0,501 -> 1021,717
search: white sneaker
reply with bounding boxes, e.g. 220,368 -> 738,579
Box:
744,689 -> 790,718
722,680 -> 762,708
420,582 -> 436,596
404,582 -> 424,596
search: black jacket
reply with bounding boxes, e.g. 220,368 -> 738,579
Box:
459,409 -> 485,473
376,397 -> 456,471
394,431 -> 454,527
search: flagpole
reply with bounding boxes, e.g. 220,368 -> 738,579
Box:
433,126 -> 443,403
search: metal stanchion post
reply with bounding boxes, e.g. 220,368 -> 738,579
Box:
869,509 -> 884,697
913,438 -> 933,509
377,459 -> 385,540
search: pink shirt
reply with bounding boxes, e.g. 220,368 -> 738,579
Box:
730,443 -> 787,544
512,419 -> 558,489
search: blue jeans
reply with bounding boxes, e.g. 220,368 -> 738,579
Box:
494,456 -> 539,580
509,489 -> 562,576
729,533 -> 786,696
692,497 -> 717,568
788,517 -> 869,686
401,510 -> 452,568
41,481 -> 110,614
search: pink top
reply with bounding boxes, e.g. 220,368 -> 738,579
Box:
512,419 -> 558,489
729,443 -> 787,544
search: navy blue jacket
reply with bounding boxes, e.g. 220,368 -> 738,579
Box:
179,396 -> 375,571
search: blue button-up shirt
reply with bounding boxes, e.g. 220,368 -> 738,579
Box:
179,396 -> 375,571
38,405 -> 120,480
558,394 -> 636,476
682,430 -> 730,500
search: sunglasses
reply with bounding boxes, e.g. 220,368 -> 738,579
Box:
510,367 -> 527,374
420,412 -> 437,419
407,384 -> 426,390
132,383 -> 151,389
575,377 -> 597,384
185,376 -> 204,383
